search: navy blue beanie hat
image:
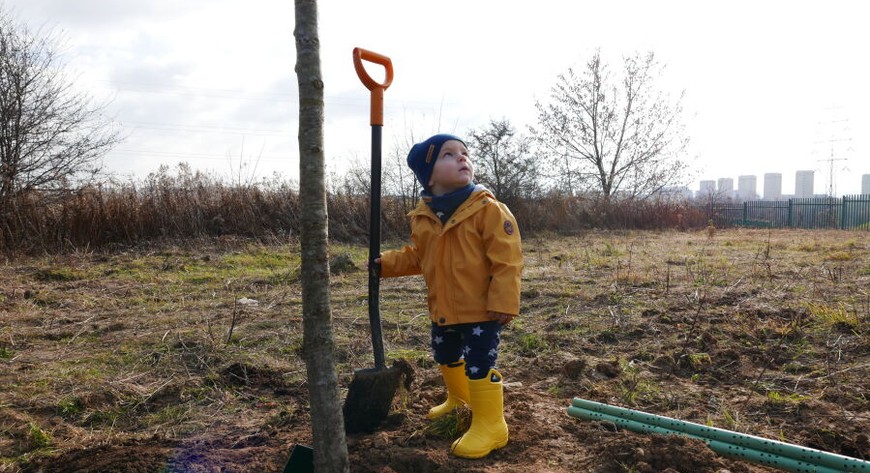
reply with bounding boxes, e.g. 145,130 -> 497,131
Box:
407,133 -> 466,189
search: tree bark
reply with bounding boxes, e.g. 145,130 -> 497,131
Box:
294,1 -> 349,471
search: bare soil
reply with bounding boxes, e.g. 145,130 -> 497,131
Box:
1,229 -> 868,472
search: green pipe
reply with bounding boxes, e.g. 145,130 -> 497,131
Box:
570,398 -> 870,472
567,406 -> 842,473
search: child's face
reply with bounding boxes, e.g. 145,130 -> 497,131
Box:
428,140 -> 474,195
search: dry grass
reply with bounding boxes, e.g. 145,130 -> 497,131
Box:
1,229 -> 868,471
1,164 -> 719,256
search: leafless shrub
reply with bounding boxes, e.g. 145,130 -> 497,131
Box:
2,164 -> 716,255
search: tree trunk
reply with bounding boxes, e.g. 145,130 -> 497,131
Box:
294,1 -> 349,472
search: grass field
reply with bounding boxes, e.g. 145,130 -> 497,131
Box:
1,229 -> 868,472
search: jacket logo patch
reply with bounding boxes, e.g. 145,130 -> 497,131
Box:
503,220 -> 514,235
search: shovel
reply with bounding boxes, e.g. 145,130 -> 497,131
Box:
283,48 -> 407,473
341,47 -> 407,434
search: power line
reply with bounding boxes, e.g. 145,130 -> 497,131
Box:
123,120 -> 292,137
92,80 -> 301,103
111,149 -> 294,163
91,79 -> 373,107
90,79 -> 446,108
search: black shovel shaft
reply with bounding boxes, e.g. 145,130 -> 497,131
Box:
369,125 -> 386,370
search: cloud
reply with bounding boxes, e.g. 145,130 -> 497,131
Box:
4,0 -> 868,192
9,0 -> 210,29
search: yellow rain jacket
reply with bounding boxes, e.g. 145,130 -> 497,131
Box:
380,187 -> 523,326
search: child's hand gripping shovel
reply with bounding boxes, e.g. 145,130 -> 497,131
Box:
342,47 -> 411,434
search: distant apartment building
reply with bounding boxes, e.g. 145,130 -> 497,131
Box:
717,178 -> 734,199
698,180 -> 716,198
764,173 -> 782,200
737,175 -> 757,201
795,170 -> 814,197
863,174 -> 870,195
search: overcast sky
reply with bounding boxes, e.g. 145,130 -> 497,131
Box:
6,0 -> 869,195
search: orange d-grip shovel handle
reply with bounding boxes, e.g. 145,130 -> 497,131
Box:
353,47 -> 393,126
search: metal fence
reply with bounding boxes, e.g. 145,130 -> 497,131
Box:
710,195 -> 870,230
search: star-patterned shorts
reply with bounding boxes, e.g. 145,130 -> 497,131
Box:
431,321 -> 502,379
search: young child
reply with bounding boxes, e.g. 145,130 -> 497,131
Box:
376,133 -> 523,458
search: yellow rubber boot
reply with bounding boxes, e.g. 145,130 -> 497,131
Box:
427,362 -> 470,420
450,369 -> 509,458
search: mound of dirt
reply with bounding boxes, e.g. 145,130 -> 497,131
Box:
21,441 -> 172,473
587,432 -> 749,473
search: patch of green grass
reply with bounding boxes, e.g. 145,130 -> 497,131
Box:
144,403 -> 194,429
686,353 -> 712,370
263,267 -> 300,285
605,291 -> 625,305
387,348 -> 430,365
547,384 -> 566,397
782,361 -> 811,374
824,251 -> 851,262
424,409 -> 470,439
84,408 -> 124,428
0,346 -> 13,359
766,391 -> 809,406
58,397 -> 84,418
33,267 -> 86,282
110,257 -> 158,282
671,349 -> 710,373
279,339 -> 304,358
617,360 -> 659,406
223,247 -> 299,273
586,255 -> 612,269
109,246 -> 301,289
28,422 -> 52,449
806,302 -> 859,328
184,275 -> 218,285
600,242 -> 623,258
515,332 -> 549,356
721,408 -> 739,430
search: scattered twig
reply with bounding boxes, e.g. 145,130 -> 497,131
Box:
67,315 -> 98,344
673,290 -> 706,373
134,377 -> 176,410
226,298 -> 239,345
665,264 -> 671,294
741,363 -> 770,412
813,362 -> 870,380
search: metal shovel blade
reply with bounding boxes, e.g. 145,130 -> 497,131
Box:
282,444 -> 313,473
342,365 -> 403,433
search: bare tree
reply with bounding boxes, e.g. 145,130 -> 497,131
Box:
467,118 -> 538,208
531,50 -> 689,201
0,8 -> 119,242
382,140 -> 419,214
294,0 -> 349,471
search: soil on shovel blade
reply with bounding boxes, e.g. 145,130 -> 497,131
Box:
3,230 -> 868,472
343,361 -> 414,434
